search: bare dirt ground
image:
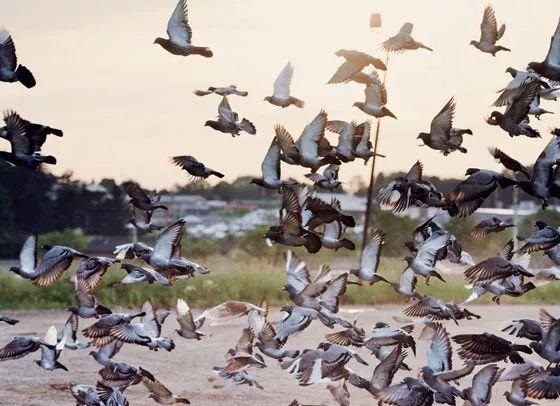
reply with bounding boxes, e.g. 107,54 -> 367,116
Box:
0,305 -> 558,405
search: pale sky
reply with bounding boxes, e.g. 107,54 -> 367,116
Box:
1,1 -> 559,189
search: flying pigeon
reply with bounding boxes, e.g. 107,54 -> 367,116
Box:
382,22 -> 433,53
528,17 -> 560,83
327,50 -> 386,84
205,96 -> 256,136
250,136 -> 298,189
154,0 -> 212,58
264,62 -> 304,108
0,27 -> 35,88
194,85 -> 247,97
171,155 -> 224,180
470,5 -> 510,56
352,70 -> 396,119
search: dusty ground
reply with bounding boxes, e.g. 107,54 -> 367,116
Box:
0,305 -> 558,405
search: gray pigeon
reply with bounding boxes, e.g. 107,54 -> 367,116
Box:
327,50 -> 386,84
175,298 -> 205,340
350,229 -> 389,284
194,85 -> 247,97
516,221 -> 560,254
264,62 -> 304,108
0,28 -> 35,87
528,17 -> 560,82
58,313 -> 90,350
68,275 -> 112,318
471,216 -> 514,240
205,96 -> 256,136
153,0 -> 212,58
171,155 -> 224,181
470,5 -> 510,55
305,164 -> 341,191
122,181 -> 167,212
119,263 -> 171,287
452,333 -> 532,365
382,23 -> 433,53
250,136 -> 298,189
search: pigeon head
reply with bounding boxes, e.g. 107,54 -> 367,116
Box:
469,40 -> 478,47
417,132 -> 430,141
280,305 -> 293,313
263,96 -> 272,102
204,120 -> 220,130
153,37 -> 165,45
505,67 -> 517,75
352,102 -> 365,110
486,111 -> 502,125
41,244 -> 53,251
527,61 -> 540,72
264,229 -> 281,241
465,168 -> 480,176
317,342 -> 331,351
208,87 -> 216,91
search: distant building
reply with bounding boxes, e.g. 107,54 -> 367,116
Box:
152,194 -> 227,223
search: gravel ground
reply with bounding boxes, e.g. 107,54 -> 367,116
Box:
0,305 -> 558,405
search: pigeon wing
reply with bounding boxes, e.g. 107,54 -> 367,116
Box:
167,0 -> 192,45
273,62 -> 293,99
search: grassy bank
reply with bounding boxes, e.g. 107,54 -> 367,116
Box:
1,253 -> 559,310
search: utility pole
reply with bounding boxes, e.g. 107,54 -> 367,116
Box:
361,54 -> 389,255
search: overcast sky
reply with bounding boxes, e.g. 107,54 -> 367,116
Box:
2,0 -> 559,189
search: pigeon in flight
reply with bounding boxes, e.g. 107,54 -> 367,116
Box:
171,155 -> 224,181
0,110 -> 56,169
382,23 -> 433,53
327,49 -> 386,84
0,27 -> 35,88
470,217 -> 514,240
250,136 -> 298,189
264,62 -> 304,108
305,164 -> 341,191
470,5 -> 510,56
352,70 -> 396,119
154,0 -> 212,58
486,81 -> 541,138
194,85 -> 247,97
493,67 -> 548,107
122,181 -> 168,212
205,96 -> 256,136
417,97 -> 470,155
528,17 -> 560,83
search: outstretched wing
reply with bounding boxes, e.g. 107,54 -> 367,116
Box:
167,0 -> 192,45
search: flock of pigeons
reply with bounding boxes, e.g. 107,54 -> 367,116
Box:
3,1 -> 560,405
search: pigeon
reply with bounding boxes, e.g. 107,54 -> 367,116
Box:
281,343 -> 367,386
275,110 -> 340,172
464,273 -> 535,305
541,85 -> 560,100
305,196 -> 355,230
326,316 -> 366,347
0,335 -> 54,361
34,325 -> 68,371
452,333 -> 532,365
470,216 -> 514,240
71,257 -> 118,290
327,380 -> 350,406
377,161 -> 445,213
248,302 -> 299,360
488,147 -> 530,178
0,110 -> 56,169
327,50 -> 386,84
325,120 -> 358,162
70,382 -> 128,406
0,27 -> 35,88
119,263 -> 171,287
275,306 -> 335,342
58,313 -> 90,350
194,85 -> 247,97
139,367 -> 190,404
68,275 -> 112,318
174,298 -> 205,340
528,319 -> 560,366
171,155 -> 224,181
486,81 -> 541,138
305,164 -> 341,191
446,168 -> 517,217
500,362 -> 542,406
205,96 -> 256,136
462,365 -> 504,406
265,188 -> 322,253
390,268 -> 422,300
154,0 -> 212,58
470,5 -> 510,56
107,302 -> 174,352
350,229 -> 389,284
122,181 -> 168,212
517,134 -> 560,209
404,231 -> 450,285
420,364 -> 473,405
403,296 -> 458,324
196,300 -> 265,326
352,70 -> 396,119
0,314 -> 19,325
347,345 -> 406,395
493,68 -> 548,107
129,218 -> 209,279
516,221 -> 560,254
417,97 -> 470,155
525,93 -> 553,119
321,220 -> 355,251
382,22 -> 433,53
250,136 -> 298,189
376,377 -> 435,406
0,111 -> 62,152
527,17 -> 560,83
264,62 -> 304,108
364,322 -> 416,356
128,206 -> 162,233
82,311 -> 147,347
90,349 -> 147,389
465,240 -> 533,285
9,235 -> 88,287
523,366 -> 560,400
503,317 -> 549,342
